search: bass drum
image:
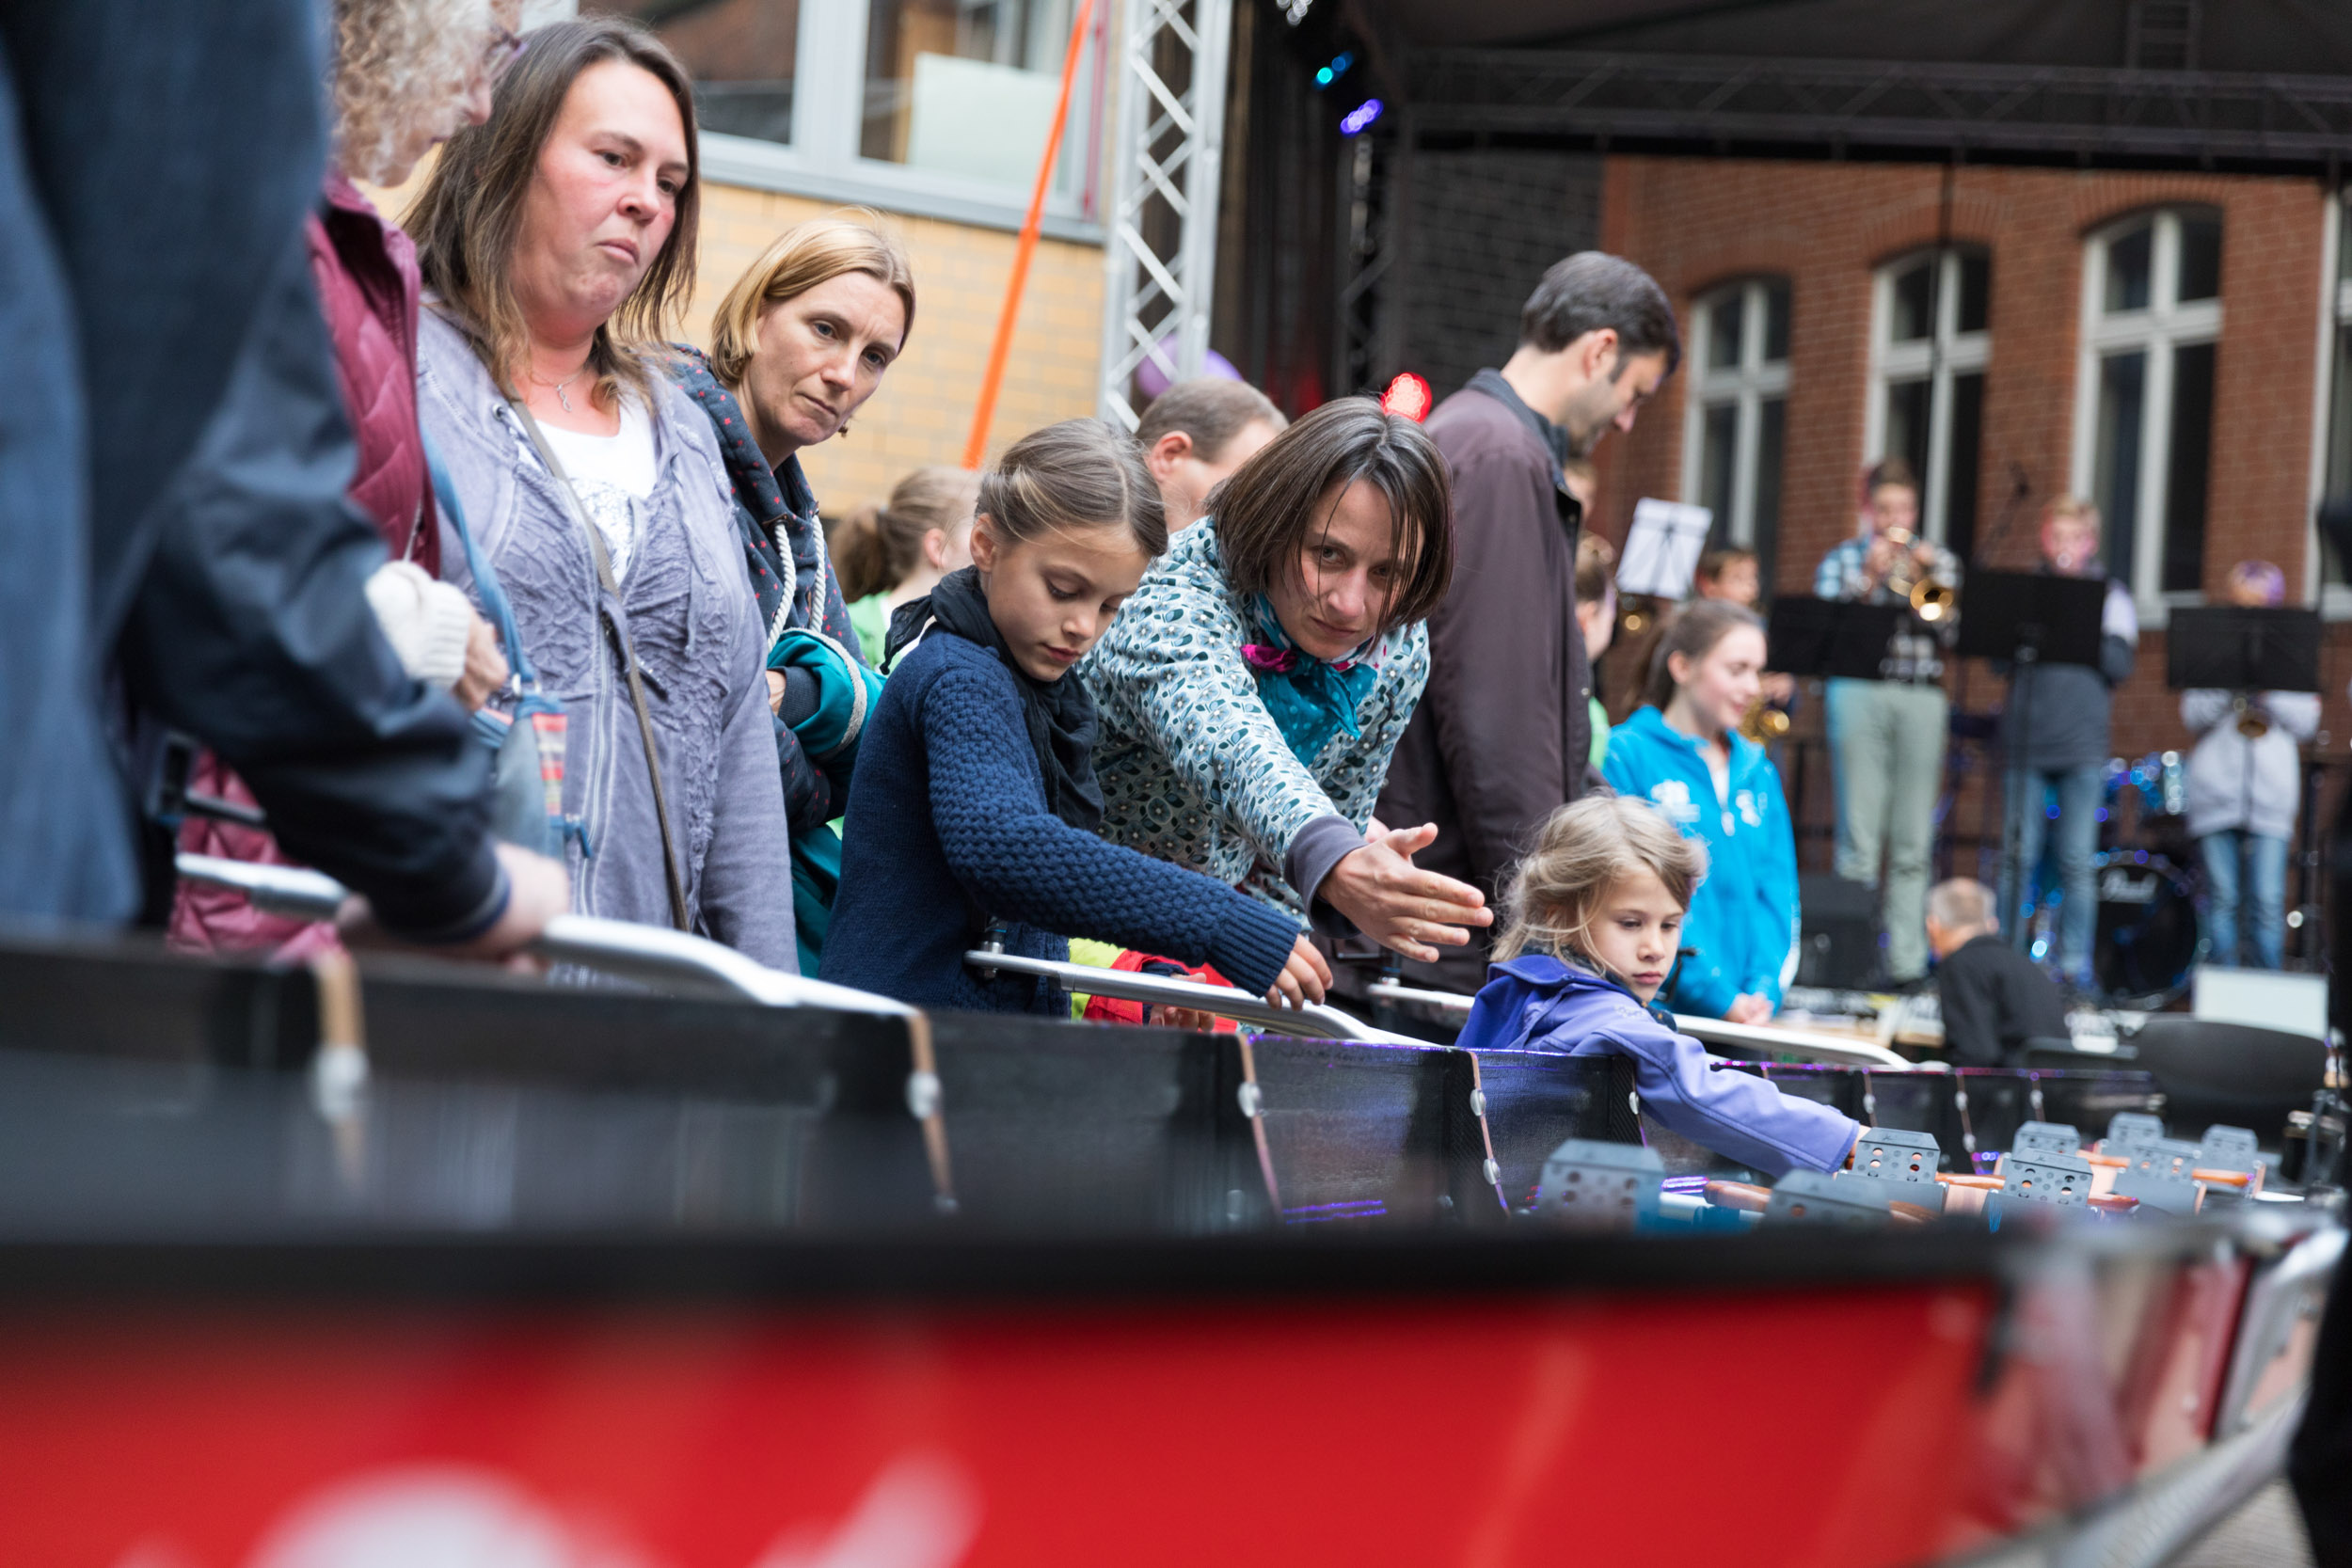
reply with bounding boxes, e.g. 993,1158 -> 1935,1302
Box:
2091,851 -> 2202,1007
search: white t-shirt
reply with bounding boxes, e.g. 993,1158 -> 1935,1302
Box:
532,398 -> 657,582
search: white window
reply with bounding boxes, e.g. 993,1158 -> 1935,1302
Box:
2318,193 -> 2352,607
590,0 -> 1104,233
2071,207 -> 2224,610
1681,278 -> 1790,595
1865,247 -> 1990,562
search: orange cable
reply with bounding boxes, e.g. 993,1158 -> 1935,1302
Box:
961,0 -> 1097,469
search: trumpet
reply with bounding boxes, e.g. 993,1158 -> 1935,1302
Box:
1882,528 -> 1957,622
2233,694 -> 2271,739
1740,698 -> 1791,743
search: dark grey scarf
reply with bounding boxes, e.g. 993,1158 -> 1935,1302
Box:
886,566 -> 1105,832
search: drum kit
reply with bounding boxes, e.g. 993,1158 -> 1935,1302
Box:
2020,751 -> 2201,1006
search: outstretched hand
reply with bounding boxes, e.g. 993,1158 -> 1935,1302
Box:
1320,822 -> 1493,964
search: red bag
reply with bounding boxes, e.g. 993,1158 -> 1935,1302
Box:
1082,949 -> 1241,1032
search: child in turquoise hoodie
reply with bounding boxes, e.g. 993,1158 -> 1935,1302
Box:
1603,600 -> 1800,1022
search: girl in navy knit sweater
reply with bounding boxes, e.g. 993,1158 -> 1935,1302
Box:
822,420 -> 1328,1015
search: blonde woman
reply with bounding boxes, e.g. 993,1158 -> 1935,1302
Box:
408,17 -> 795,968
667,214 -> 915,969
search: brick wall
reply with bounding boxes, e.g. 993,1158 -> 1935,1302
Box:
1395,148 -> 1604,399
372,167 -> 1106,521
1592,155 -> 2348,766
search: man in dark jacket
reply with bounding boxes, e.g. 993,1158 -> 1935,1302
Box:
1994,499 -> 2137,991
1927,879 -> 2069,1067
1376,253 -> 1678,993
0,0 -> 558,949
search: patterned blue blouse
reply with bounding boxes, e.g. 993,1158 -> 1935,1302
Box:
1080,517 -> 1429,920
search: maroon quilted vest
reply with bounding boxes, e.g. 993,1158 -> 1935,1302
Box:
305,171 -> 437,573
168,176 -> 441,957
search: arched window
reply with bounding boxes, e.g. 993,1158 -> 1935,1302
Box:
1867,246 -> 1990,562
2072,207 -> 2224,604
1681,277 -> 1790,594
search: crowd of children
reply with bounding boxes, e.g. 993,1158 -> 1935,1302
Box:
809,388 -> 1851,1176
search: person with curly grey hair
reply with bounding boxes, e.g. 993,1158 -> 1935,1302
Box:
0,0 -> 563,955
169,0 -> 535,955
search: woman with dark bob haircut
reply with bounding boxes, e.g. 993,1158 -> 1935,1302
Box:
1082,397 -> 1494,960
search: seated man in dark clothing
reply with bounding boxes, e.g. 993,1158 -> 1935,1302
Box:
1927,879 -> 2071,1066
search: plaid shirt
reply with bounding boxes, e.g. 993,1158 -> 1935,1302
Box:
1813,532 -> 1963,682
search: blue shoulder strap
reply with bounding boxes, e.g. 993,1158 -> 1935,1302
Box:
423,429 -> 535,686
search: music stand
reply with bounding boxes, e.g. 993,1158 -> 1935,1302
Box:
1954,571 -> 2106,668
1765,595 -> 1907,681
1618,499 -> 1712,600
2165,607 -> 2322,693
1956,572 -> 2107,961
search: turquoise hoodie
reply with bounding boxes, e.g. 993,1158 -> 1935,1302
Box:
1602,705 -> 1801,1018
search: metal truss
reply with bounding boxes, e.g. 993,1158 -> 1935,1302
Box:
1096,0 -> 1234,431
1333,129 -> 1394,401
1408,50 -> 2352,171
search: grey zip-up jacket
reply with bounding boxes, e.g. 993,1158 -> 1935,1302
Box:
418,312 -> 795,969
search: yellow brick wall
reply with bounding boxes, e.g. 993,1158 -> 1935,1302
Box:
690,182 -> 1105,514
371,165 -> 1105,519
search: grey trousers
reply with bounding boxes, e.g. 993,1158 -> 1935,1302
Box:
1824,678 -> 1949,980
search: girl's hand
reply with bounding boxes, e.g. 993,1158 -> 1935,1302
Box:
1725,993 -> 1774,1025
1264,936 -> 1332,1009
765,669 -> 787,715
1149,1005 -> 1223,1032
1321,824 -> 1493,963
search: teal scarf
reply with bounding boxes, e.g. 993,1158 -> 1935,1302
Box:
1242,596 -> 1380,768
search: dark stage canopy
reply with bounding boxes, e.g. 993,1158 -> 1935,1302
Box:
1359,0 -> 2352,173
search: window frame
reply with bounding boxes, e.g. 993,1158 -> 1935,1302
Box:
1863,246 -> 1991,549
1678,277 -> 1792,575
2312,189 -> 2352,618
2068,206 -> 2225,620
684,0 -> 1107,240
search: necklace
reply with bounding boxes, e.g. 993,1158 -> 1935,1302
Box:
527,363 -> 587,414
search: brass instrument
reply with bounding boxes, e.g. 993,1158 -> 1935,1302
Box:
1882,528 -> 1957,622
2233,694 -> 2271,739
1740,698 -> 1791,743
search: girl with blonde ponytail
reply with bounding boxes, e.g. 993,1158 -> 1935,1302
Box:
834,466 -> 981,663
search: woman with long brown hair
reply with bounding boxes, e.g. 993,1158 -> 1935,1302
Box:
1600,598 -> 1798,1023
408,16 -> 794,968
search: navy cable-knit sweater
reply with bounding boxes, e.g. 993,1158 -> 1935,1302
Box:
821,629 -> 1303,1015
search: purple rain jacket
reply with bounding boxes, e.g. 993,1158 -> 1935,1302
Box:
1457,953 -> 1860,1178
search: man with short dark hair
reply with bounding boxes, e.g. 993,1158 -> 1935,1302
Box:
1135,378 -> 1287,533
1376,252 -> 1679,994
